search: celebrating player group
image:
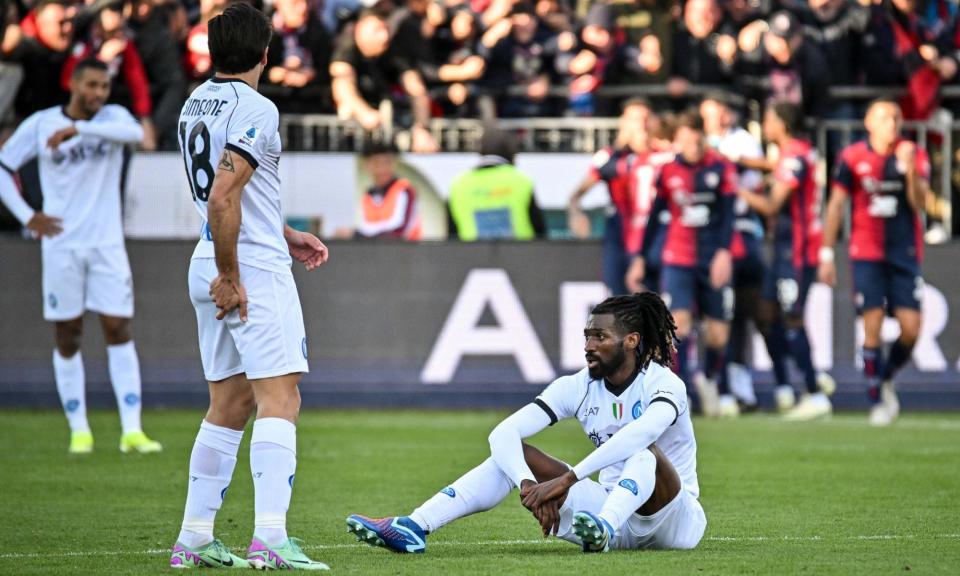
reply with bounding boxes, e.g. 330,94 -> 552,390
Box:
569,94 -> 927,427
0,0 -> 931,567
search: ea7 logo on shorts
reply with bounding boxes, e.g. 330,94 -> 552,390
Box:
618,478 -> 639,496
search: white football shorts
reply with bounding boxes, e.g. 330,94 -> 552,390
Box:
189,258 -> 308,382
557,478 -> 706,550
42,244 -> 134,321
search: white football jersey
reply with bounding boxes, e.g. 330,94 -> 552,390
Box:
537,362 -> 700,498
178,77 -> 290,274
0,104 -> 142,249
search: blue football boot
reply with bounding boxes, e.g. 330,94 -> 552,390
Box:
346,515 -> 427,553
571,511 -> 615,553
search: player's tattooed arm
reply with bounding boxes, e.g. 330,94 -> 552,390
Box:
218,149 -> 236,173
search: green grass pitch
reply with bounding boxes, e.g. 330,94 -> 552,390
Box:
2,409 -> 959,575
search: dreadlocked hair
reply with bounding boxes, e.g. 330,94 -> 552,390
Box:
591,292 -> 678,369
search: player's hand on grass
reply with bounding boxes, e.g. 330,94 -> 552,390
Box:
26,212 -> 63,237
521,470 -> 576,511
210,274 -> 248,322
625,256 -> 646,293
710,249 -> 732,289
47,126 -> 78,150
286,229 -> 329,271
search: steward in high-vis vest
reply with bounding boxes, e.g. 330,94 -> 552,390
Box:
357,141 -> 422,240
447,125 -> 546,240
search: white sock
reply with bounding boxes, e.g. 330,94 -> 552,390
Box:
408,457 -> 513,533
251,418 -> 297,547
53,350 -> 89,433
598,449 -> 657,532
178,420 -> 243,549
107,341 -> 143,434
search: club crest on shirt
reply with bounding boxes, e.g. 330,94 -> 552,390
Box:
704,171 -> 719,189
632,401 -> 643,419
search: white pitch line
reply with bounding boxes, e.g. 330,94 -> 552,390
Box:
2,534 -> 959,560
745,414 -> 960,431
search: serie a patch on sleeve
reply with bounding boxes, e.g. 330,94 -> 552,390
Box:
239,126 -> 258,147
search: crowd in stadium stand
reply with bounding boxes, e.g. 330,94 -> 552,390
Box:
1,0 -> 960,151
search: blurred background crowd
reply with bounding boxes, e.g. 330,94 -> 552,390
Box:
4,0 -> 960,151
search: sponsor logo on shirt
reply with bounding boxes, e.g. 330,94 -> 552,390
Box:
583,406 -> 599,417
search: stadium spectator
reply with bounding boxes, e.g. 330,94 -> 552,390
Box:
323,0 -> 361,34
793,0 -> 869,88
262,0 -> 333,112
128,0 -> 188,151
61,3 -> 158,149
576,0 -> 673,60
185,0 -> 227,82
447,124 -> 546,240
558,3 -> 663,116
862,0 -> 956,120
420,5 -> 486,114
330,9 -> 439,152
6,0 -> 72,116
734,10 -> 831,119
788,0 -> 870,130
0,0 -> 23,124
477,2 -> 561,118
355,140 -> 422,239
721,0 -> 769,35
536,0 -> 575,34
669,0 -> 737,102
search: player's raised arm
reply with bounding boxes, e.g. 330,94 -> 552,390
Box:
898,141 -> 930,213
207,147 -> 255,321
70,106 -> 145,145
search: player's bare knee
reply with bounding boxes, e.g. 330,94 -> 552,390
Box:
207,391 -> 254,429
55,320 -> 83,357
255,385 -> 301,421
897,318 -> 921,347
100,316 -> 131,345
